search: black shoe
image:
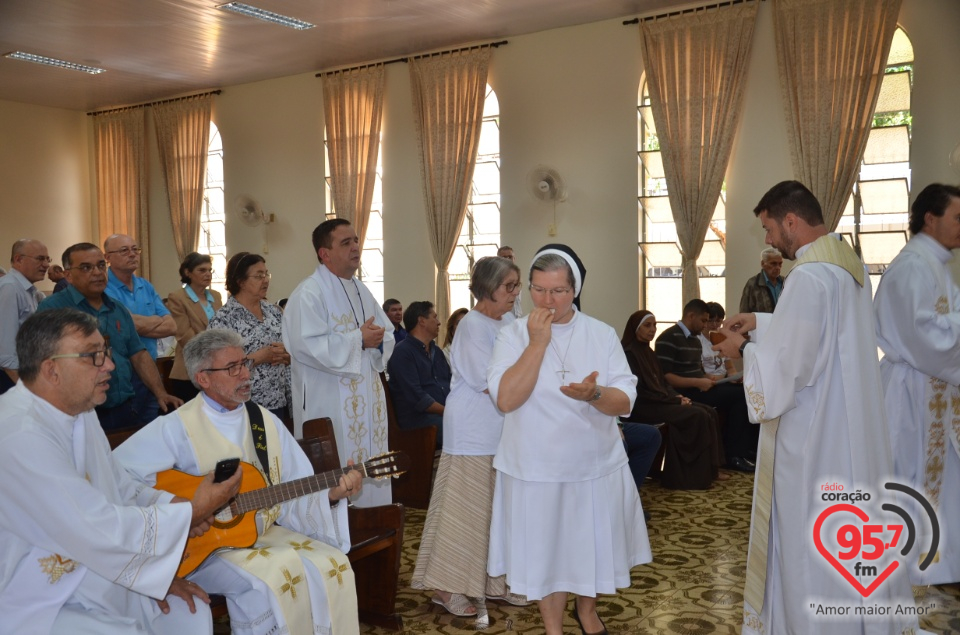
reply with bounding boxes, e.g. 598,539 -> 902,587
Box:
572,601 -> 608,635
727,457 -> 756,473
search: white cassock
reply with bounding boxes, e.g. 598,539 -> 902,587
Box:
114,394 -> 357,635
875,231 -> 960,585
739,236 -> 919,635
0,383 -> 202,635
283,264 -> 394,507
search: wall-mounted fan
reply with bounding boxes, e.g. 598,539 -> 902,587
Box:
528,165 -> 568,236
234,195 -> 275,253
950,142 -> 960,177
234,195 -> 274,227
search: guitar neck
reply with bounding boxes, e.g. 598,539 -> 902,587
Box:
233,463 -> 365,514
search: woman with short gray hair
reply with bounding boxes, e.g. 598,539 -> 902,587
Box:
487,244 -> 651,635
412,256 -> 525,618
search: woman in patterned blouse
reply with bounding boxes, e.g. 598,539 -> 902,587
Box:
209,252 -> 290,420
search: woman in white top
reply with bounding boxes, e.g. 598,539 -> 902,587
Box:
487,245 -> 651,635
411,257 -> 524,618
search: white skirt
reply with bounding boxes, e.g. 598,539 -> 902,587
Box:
487,466 -> 652,600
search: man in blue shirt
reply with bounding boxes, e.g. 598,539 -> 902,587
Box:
386,300 -> 450,447
382,298 -> 407,343
0,239 -> 50,395
38,243 -> 181,430
104,233 -> 176,423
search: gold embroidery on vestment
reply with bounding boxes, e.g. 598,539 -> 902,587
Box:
289,540 -> 314,551
245,547 -> 272,561
38,554 -> 77,583
326,557 -> 349,586
279,567 -> 303,599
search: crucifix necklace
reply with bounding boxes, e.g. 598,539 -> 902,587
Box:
337,278 -> 365,328
549,318 -> 577,384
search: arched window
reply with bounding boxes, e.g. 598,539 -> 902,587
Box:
201,121 -> 228,298
449,85 -> 501,311
323,132 -> 385,304
637,78 -> 726,325
837,27 -> 913,295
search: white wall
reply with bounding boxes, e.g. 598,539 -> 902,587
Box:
0,100 -> 91,294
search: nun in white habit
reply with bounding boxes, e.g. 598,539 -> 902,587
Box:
486,244 -> 651,635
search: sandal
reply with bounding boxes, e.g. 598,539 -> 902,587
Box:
487,591 -> 533,606
431,593 -> 477,616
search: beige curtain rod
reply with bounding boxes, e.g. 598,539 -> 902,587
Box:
316,40 -> 507,77
87,90 -> 222,116
623,0 -> 763,25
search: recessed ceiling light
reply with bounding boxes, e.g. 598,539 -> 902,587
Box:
217,2 -> 315,30
4,51 -> 106,74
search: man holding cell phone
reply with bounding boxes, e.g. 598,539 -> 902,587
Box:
0,309 -> 241,635
115,328 -> 362,635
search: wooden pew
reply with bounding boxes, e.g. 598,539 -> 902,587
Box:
380,372 -> 437,510
300,417 -> 405,631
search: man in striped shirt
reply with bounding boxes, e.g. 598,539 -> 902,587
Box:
654,299 -> 757,472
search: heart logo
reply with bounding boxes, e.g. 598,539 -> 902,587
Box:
813,504 -> 900,597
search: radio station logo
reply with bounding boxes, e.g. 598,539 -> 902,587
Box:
814,482 -> 938,599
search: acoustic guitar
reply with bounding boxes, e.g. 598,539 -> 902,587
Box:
156,451 -> 409,576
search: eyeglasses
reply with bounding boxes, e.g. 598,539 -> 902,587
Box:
501,281 -> 521,293
201,358 -> 254,376
21,254 -> 53,264
529,284 -> 572,297
66,261 -> 108,274
105,246 -> 142,256
49,347 -> 112,367
247,272 -> 272,280
193,268 -> 215,275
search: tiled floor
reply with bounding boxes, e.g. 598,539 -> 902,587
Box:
359,471 -> 960,635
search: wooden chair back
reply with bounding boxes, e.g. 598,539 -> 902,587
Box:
381,372 -> 436,509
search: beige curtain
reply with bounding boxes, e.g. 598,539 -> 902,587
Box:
154,94 -> 213,262
322,65 -> 386,249
409,48 -> 491,331
92,108 -> 150,277
640,2 -> 759,303
773,0 -> 902,230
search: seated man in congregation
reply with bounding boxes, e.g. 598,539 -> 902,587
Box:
115,328 -> 363,635
655,298 -> 757,473
0,308 -> 241,634
387,300 -> 450,448
383,298 -> 407,343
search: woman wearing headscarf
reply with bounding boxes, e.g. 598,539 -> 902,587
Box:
487,245 -> 651,635
621,310 -> 725,490
412,257 -> 527,618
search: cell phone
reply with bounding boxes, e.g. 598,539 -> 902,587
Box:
213,458 -> 240,483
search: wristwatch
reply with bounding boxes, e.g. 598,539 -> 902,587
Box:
738,340 -> 751,356
588,386 -> 602,402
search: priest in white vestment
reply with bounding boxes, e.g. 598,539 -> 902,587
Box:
875,183 -> 960,586
283,219 -> 394,507
0,308 -> 239,635
715,181 -> 920,635
115,329 -> 363,635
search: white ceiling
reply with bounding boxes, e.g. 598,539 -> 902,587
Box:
0,0 -> 687,112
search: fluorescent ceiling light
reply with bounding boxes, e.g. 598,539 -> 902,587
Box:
4,51 -> 106,74
218,2 -> 315,30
